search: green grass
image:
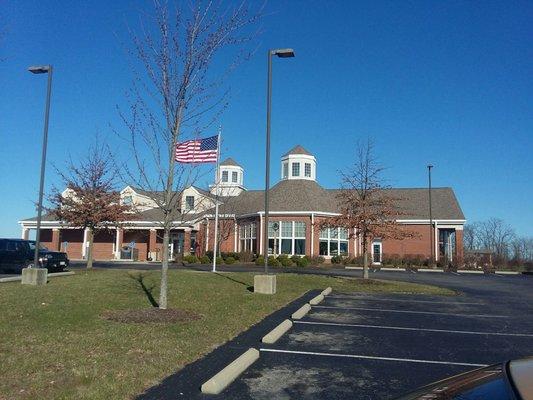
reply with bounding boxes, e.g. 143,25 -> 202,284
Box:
0,269 -> 453,399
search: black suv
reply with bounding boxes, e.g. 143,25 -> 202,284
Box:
0,239 -> 69,273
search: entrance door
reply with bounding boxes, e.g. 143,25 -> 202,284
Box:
438,229 -> 456,262
372,242 -> 382,264
170,232 -> 184,260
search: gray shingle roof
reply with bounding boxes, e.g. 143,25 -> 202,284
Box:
216,181 -> 464,220
283,145 -> 313,157
220,158 -> 241,167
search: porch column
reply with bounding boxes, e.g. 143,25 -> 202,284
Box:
115,228 -> 123,259
434,222 -> 439,261
82,228 -> 89,259
184,229 -> 191,256
148,229 -> 157,261
259,213 -> 263,255
205,221 -> 210,252
51,229 -> 60,251
234,221 -> 238,252
21,227 -> 30,240
310,213 -> 314,257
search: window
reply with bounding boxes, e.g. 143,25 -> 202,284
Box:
268,221 -> 306,255
222,170 -> 228,182
239,223 -> 257,252
185,196 -> 195,211
305,163 -> 311,177
319,227 -> 349,256
123,195 -> 133,205
292,163 -> 300,177
232,171 -> 238,183
283,163 -> 288,179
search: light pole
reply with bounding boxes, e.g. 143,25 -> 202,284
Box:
29,65 -> 53,269
263,48 -> 294,274
427,164 -> 434,265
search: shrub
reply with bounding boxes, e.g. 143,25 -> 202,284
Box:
183,255 -> 199,264
199,255 -> 211,264
309,255 -> 325,265
291,255 -> 301,264
222,252 -> 240,261
224,256 -> 236,265
255,256 -> 264,266
215,256 -> 224,265
331,255 -> 344,264
295,257 -> 309,267
238,251 -> 254,263
279,257 -> 294,267
268,256 -> 280,267
206,251 -> 214,260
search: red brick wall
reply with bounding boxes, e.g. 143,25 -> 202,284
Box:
123,230 -> 149,261
92,230 -> 115,260
58,229 -> 84,260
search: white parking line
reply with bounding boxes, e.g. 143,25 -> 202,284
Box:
259,348 -> 488,368
294,320 -> 533,337
451,272 -> 460,275
313,305 -> 509,318
329,296 -> 483,305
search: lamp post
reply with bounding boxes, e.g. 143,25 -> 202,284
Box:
263,48 -> 294,274
28,65 -> 53,270
427,164 -> 434,265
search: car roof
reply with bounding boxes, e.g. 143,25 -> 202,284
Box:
509,358 -> 533,399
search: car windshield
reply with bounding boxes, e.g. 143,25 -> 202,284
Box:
28,241 -> 49,251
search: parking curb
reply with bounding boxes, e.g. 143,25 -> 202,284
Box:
262,319 -> 293,344
292,303 -> 312,320
309,294 -> 325,305
322,287 -> 332,296
200,348 -> 260,395
417,268 -> 444,273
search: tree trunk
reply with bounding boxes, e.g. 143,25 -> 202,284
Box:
86,228 -> 94,269
159,227 -> 170,310
362,236 -> 369,279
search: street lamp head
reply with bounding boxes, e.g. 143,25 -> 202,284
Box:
272,48 -> 295,58
427,164 -> 433,169
28,65 -> 51,74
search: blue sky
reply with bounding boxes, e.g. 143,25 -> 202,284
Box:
1,0 -> 532,237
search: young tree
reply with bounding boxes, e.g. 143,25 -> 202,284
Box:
328,140 -> 417,279
49,142 -> 132,269
118,2 -> 261,309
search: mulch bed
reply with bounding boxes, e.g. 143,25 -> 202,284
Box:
101,308 -> 202,324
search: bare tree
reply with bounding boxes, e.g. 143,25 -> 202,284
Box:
328,140 -> 417,279
511,236 -> 533,263
477,218 -> 515,260
463,222 -> 479,251
118,2 -> 261,309
49,142 -> 132,269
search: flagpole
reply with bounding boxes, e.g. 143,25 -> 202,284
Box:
212,127 -> 221,272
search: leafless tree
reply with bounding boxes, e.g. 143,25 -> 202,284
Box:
511,236 -> 533,263
328,140 -> 417,279
48,141 -> 132,269
117,1 -> 262,309
463,222 -> 479,251
477,218 -> 515,260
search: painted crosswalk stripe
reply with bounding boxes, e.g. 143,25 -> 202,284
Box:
259,348 -> 488,368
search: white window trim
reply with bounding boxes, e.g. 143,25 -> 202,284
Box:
319,227 -> 349,257
371,241 -> 382,265
268,220 -> 306,256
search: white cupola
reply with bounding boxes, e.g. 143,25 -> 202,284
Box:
210,157 -> 245,197
281,145 -> 316,181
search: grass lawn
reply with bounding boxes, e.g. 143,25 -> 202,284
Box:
0,269 -> 453,400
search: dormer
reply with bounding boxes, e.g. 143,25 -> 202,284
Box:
281,145 -> 316,181
210,158 -> 245,197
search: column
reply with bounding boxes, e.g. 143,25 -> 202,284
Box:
21,227 -> 30,240
205,221 -> 210,252
148,229 -> 157,261
234,222 -> 238,252
183,229 -> 191,256
82,228 -> 89,259
115,228 -> 123,260
51,229 -> 60,251
259,213 -> 264,255
310,214 -> 314,257
434,222 -> 439,261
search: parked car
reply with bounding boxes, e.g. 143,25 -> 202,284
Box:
396,358 -> 533,400
0,239 -> 69,273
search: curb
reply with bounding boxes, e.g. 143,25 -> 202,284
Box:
495,271 -> 520,275
417,268 -> 444,273
457,270 -> 484,274
262,319 -> 293,344
200,348 -> 260,395
345,266 -> 363,270
380,267 -> 406,272
321,287 -> 332,296
292,303 -> 311,320
309,294 -> 324,305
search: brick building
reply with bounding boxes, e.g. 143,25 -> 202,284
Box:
19,145 -> 465,263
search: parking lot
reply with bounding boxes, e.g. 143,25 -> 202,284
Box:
213,278 -> 533,399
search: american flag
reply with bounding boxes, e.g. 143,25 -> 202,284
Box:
175,135 -> 219,163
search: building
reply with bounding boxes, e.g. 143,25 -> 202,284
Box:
19,145 -> 465,263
